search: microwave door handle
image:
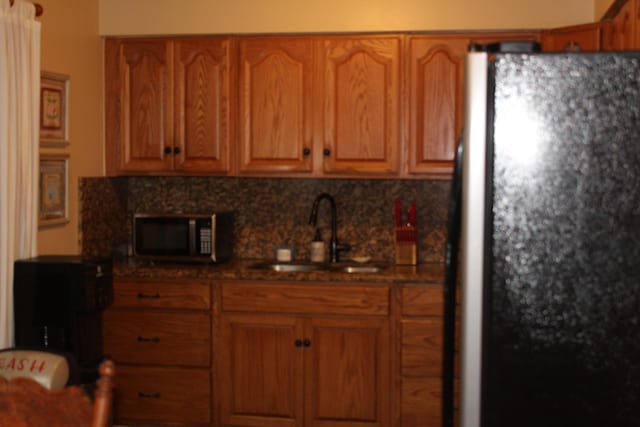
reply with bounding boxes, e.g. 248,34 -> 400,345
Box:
189,219 -> 196,256
210,214 -> 216,263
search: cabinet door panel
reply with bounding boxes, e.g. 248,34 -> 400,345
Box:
220,314 -> 304,427
401,318 -> 443,377
239,37 -> 314,173
113,365 -> 211,424
602,0 -> 636,50
541,23 -> 601,52
321,36 -> 400,175
103,310 -> 210,366
402,285 -> 444,317
118,39 -> 173,172
111,279 -> 211,310
401,377 -> 441,427
174,37 -> 232,173
408,37 -> 467,176
306,317 -> 390,427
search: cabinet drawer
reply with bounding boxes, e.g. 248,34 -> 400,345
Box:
401,377 -> 459,427
112,279 -> 211,310
402,285 -> 444,316
221,281 -> 389,316
103,310 -> 210,366
402,377 -> 441,427
401,318 -> 443,377
113,365 -> 211,425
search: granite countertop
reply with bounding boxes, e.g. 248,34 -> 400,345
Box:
113,258 -> 445,285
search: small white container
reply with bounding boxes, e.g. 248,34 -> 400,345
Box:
275,246 -> 295,262
310,241 -> 325,263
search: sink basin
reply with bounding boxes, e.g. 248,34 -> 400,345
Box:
248,262 -> 327,272
248,261 -> 386,274
329,264 -> 385,274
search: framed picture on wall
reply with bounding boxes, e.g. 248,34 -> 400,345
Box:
40,71 -> 69,147
39,154 -> 69,227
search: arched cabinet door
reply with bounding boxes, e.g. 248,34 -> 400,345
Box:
106,37 -> 233,175
174,37 -> 233,174
541,22 -> 601,52
320,36 -> 401,176
407,36 -> 467,176
107,38 -> 173,174
238,37 -> 315,174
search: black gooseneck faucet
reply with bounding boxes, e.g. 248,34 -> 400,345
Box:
308,193 -> 351,262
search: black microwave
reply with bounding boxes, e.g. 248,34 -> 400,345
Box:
133,213 -> 234,263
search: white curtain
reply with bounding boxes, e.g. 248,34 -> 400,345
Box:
0,0 -> 41,349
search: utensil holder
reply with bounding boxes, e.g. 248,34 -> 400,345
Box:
395,225 -> 417,265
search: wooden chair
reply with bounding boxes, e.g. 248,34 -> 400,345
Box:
0,356 -> 114,427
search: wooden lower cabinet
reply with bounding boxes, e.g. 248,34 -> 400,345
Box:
114,365 -> 211,424
103,279 -> 212,426
399,284 -> 457,427
220,314 -> 303,427
216,281 -> 391,427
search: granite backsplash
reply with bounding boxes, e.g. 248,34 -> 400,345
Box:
80,177 -> 451,264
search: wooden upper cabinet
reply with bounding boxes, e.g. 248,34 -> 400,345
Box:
320,36 -> 401,175
106,38 -> 173,174
105,37 -> 233,176
174,38 -> 232,173
541,22 -> 602,52
602,0 -> 637,50
406,36 -> 467,176
238,37 -> 314,174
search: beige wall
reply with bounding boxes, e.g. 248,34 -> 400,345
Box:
594,0 -> 616,18
100,0 -> 595,35
37,0 -> 103,255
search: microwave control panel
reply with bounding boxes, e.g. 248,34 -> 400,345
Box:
198,223 -> 212,255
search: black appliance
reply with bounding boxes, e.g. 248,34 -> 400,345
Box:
133,212 -> 234,263
443,44 -> 640,426
13,256 -> 113,383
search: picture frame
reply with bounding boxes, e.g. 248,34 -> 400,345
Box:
39,154 -> 69,227
40,71 -> 69,147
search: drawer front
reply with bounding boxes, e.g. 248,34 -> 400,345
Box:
113,365 -> 211,424
401,377 -> 441,427
103,310 -> 210,366
401,377 -> 459,427
112,279 -> 211,310
221,281 -> 389,316
401,285 -> 444,316
401,318 -> 443,377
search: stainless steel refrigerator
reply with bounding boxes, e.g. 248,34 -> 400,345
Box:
442,43 -> 640,427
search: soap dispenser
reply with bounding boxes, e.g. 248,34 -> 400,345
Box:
310,228 -> 325,263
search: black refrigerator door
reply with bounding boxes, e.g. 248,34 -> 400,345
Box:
483,53 -> 640,427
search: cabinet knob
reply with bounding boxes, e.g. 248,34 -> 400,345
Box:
303,339 -> 311,347
164,146 -> 172,155
294,339 -> 303,347
303,147 -> 311,156
137,336 -> 160,343
173,146 -> 181,154
323,148 -> 331,157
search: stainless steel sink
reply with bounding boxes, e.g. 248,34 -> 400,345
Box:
329,264 -> 385,274
248,262 -> 327,272
248,261 -> 386,274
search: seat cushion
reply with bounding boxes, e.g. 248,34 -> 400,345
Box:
0,350 -> 70,390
